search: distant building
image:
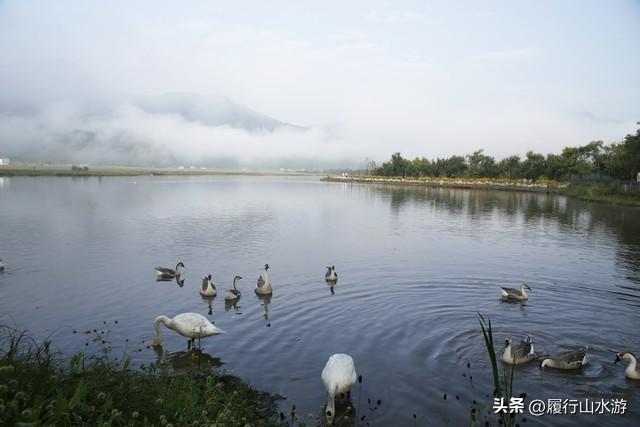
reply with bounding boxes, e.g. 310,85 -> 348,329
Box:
0,158 -> 9,166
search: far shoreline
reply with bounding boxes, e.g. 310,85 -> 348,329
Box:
0,164 -> 319,178
321,175 -> 562,193
321,175 -> 640,207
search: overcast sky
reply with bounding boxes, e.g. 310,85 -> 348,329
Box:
0,0 -> 638,166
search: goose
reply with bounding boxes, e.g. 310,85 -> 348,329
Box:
321,354 -> 357,425
501,284 -> 531,301
325,265 -> 338,282
503,336 -> 536,365
155,262 -> 185,279
225,275 -> 243,301
153,313 -> 224,349
540,346 -> 588,370
255,264 -> 272,295
200,274 -> 217,297
614,352 -> 640,380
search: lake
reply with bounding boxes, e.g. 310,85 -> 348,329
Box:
0,175 -> 639,426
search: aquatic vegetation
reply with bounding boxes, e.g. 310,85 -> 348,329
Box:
478,314 -> 518,427
0,324 -> 282,426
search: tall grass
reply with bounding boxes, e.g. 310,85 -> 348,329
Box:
0,324 -> 282,426
478,314 -> 516,427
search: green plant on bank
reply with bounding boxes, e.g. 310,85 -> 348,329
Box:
0,324 -> 284,427
478,314 -> 517,427
562,184 -> 640,207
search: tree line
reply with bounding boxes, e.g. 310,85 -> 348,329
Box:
371,125 -> 640,182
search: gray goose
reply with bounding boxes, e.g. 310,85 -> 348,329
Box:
541,347 -> 588,369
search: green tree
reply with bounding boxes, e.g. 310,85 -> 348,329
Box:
466,149 -> 497,178
521,151 -> 546,180
497,155 -> 521,179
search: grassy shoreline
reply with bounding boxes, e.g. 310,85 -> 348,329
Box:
0,325 -> 285,426
321,175 -> 640,207
0,165 -> 315,177
321,175 -> 563,193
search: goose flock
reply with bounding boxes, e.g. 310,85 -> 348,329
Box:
151,261 -> 352,424
148,257 -> 639,423
499,283 -> 639,380
3,256 -> 634,424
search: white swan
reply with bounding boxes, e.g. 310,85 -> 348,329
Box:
225,275 -> 243,300
200,274 -> 217,297
325,265 -> 338,282
255,264 -> 272,295
501,284 -> 531,301
321,353 -> 357,425
503,336 -> 536,365
153,313 -> 225,349
155,262 -> 184,279
615,352 -> 640,380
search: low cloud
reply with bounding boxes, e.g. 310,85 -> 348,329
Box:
0,102 -> 357,169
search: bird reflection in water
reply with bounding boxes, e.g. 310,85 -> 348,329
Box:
153,345 -> 223,371
156,276 -> 185,287
328,283 -> 336,295
499,297 -> 527,312
224,296 -> 241,313
201,296 -> 215,315
256,294 -> 272,320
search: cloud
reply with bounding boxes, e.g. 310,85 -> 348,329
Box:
469,48 -> 542,62
366,9 -> 425,24
0,1 -> 636,168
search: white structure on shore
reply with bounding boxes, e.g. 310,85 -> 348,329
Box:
0,158 -> 9,166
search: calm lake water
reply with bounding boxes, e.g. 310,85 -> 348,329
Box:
1,175 -> 639,426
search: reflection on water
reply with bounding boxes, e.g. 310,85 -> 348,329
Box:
256,294 -> 271,319
0,176 -> 639,426
202,296 -> 214,315
153,345 -> 223,371
156,276 -> 185,287
224,296 -> 242,313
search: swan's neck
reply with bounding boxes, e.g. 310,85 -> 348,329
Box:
326,385 -> 337,423
175,265 -> 183,274
153,315 -> 170,345
233,277 -> 239,291
504,344 -> 512,361
263,270 -> 269,283
520,286 -> 528,298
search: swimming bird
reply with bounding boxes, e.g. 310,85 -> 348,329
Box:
500,284 -> 531,301
224,275 -> 243,300
200,274 -> 216,297
325,265 -> 338,282
614,352 -> 640,380
255,264 -> 272,295
540,346 -> 588,370
153,313 -> 225,349
321,354 -> 357,425
155,262 -> 185,279
502,336 -> 536,365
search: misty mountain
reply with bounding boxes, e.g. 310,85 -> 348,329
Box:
136,93 -> 307,132
0,93 -> 339,168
